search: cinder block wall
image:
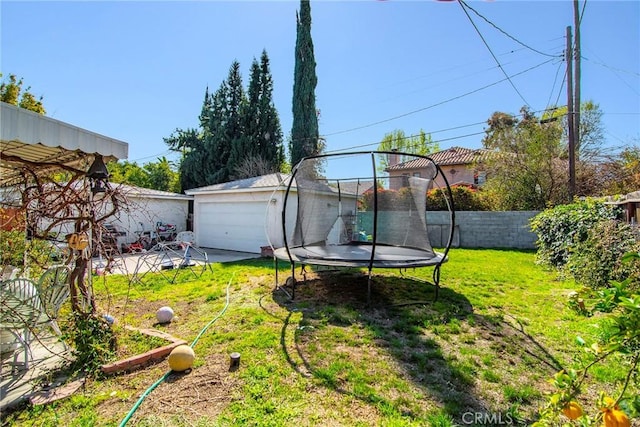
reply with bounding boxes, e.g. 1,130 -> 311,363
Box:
427,211 -> 540,249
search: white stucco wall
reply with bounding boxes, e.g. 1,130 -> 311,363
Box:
107,196 -> 190,244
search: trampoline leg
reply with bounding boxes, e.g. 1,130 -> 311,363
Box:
433,265 -> 441,301
291,263 -> 296,300
274,256 -> 279,291
367,269 -> 373,304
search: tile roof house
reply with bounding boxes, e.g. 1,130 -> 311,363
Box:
386,146 -> 490,190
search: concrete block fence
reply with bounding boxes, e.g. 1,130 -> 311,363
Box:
356,211 -> 541,250
427,211 -> 541,249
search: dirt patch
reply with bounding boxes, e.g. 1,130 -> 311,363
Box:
112,353 -> 240,424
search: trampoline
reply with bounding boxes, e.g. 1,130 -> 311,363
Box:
267,151 -> 456,301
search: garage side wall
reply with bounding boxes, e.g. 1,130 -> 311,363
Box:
110,198 -> 189,243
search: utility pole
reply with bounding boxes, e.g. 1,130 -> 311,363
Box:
573,0 -> 581,164
566,0 -> 582,201
566,25 -> 576,200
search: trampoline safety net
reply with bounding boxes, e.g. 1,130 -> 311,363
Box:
268,151 -> 456,281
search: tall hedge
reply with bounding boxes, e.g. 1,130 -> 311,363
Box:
530,200 -> 619,269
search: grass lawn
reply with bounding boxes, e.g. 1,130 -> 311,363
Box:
3,248 -> 633,426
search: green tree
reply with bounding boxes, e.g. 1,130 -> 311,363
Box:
481,107 -> 567,210
290,0 -> 320,168
108,157 -> 179,192
168,55 -> 286,187
598,143 -> 640,195
377,129 -> 440,172
107,161 -> 149,188
257,50 -> 285,172
1,73 -> 45,114
164,127 -> 205,191
557,101 -> 607,196
144,156 -> 179,192
232,50 -> 285,180
200,61 -> 247,185
230,59 -> 260,179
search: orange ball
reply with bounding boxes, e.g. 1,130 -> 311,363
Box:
168,345 -> 195,372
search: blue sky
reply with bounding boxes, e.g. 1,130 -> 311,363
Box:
2,0 -> 638,169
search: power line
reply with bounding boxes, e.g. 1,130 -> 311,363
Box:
128,150 -> 174,163
325,131 -> 487,155
460,0 -> 561,58
546,58 -> 567,112
321,59 -> 555,139
324,107 -> 561,155
458,0 -> 531,108
581,56 -> 640,97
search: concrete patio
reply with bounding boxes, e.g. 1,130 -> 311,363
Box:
98,246 -> 261,276
1,333 -> 73,412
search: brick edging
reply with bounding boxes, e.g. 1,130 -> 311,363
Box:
101,326 -> 187,374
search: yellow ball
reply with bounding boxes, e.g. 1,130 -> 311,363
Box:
168,345 -> 195,372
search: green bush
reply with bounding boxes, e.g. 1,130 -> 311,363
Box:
64,313 -> 117,376
427,184 -> 488,211
0,230 -> 65,278
530,200 -> 618,268
359,184 -> 487,212
535,253 -> 640,426
565,220 -> 640,289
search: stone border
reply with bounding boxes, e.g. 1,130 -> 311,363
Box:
101,326 -> 187,374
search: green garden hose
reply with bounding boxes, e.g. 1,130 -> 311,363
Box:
118,274 -> 234,427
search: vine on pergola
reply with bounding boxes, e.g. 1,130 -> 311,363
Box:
2,156 -> 125,317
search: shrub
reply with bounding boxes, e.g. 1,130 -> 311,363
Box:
565,220 -> 640,289
535,253 -> 640,426
63,313 -> 117,376
427,184 -> 488,211
530,200 -> 619,268
0,230 -> 65,278
359,188 -> 402,211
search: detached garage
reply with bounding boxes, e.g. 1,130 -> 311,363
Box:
186,173 -> 295,254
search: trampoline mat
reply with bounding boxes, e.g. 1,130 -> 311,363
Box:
273,244 -> 447,268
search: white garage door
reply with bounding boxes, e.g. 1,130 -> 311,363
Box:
196,200 -> 269,253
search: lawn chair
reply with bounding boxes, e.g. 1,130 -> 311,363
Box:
175,231 -> 196,246
0,278 -> 43,369
0,265 -> 70,369
37,265 -> 71,337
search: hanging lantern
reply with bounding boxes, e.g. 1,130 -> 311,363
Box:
86,154 -> 110,195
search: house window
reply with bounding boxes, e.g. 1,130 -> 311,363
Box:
402,173 -> 409,187
413,172 -> 421,178
474,171 -> 487,185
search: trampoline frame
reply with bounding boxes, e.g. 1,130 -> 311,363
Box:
272,151 -> 456,302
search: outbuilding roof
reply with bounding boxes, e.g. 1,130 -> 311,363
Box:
605,190 -> 640,204
185,173 -> 292,195
113,183 -> 192,200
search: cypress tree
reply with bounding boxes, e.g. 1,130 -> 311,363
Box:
290,0 -> 319,168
